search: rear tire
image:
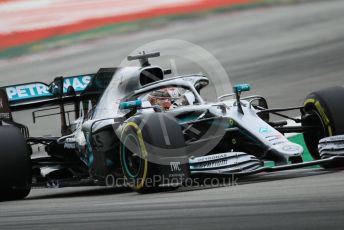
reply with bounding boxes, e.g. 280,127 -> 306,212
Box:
0,126 -> 31,201
302,86 -> 344,167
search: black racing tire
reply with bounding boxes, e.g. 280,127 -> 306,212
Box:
120,113 -> 184,193
0,126 -> 31,201
302,86 -> 344,167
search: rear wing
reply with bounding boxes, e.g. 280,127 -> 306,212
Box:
0,68 -> 117,136
1,74 -> 95,111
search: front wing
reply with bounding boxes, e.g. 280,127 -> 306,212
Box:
188,135 -> 344,178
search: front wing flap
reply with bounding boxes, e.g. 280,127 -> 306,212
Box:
189,135 -> 344,178
191,156 -> 344,178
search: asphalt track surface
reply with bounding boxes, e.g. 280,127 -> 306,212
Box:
1,0 -> 344,229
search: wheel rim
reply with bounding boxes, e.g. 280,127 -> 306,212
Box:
122,133 -> 143,178
302,109 -> 328,159
306,110 -> 327,138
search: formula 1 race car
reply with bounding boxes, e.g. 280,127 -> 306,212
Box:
1,51 -> 344,200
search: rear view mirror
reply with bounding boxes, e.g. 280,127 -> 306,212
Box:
119,99 -> 142,110
233,84 -> 251,93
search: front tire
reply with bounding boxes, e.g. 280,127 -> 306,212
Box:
120,113 -> 185,193
302,86 -> 344,166
120,126 -> 159,193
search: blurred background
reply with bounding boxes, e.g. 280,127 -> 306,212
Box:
0,0 -> 343,136
1,1 -> 344,229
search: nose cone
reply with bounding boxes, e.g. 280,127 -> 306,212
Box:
274,143 -> 304,158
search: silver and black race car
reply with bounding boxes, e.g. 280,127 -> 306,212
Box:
0,51 -> 344,200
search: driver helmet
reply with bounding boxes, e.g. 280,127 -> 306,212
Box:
148,87 -> 182,110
